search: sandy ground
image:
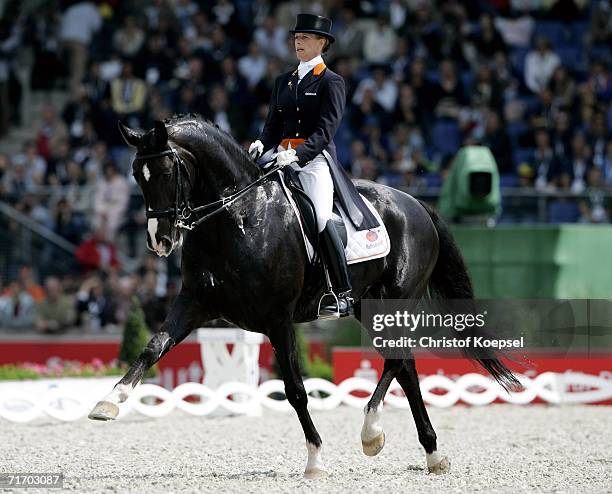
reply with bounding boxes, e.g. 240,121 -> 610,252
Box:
1,405 -> 611,493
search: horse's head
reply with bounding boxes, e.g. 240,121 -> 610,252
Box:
119,120 -> 189,257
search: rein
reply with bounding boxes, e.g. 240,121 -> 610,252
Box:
134,146 -> 281,231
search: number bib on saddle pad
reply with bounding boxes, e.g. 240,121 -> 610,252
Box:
277,170 -> 390,265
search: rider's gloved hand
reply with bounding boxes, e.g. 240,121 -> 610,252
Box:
275,148 -> 299,168
248,140 -> 264,160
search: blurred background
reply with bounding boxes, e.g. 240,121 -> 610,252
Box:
0,0 -> 610,383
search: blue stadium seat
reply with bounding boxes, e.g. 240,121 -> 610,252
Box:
507,121 -> 528,148
511,47 -> 530,72
571,21 -> 590,46
431,120 -> 461,158
556,46 -> 583,71
534,21 -> 567,47
513,148 -> 534,169
547,201 -> 579,223
500,174 -> 519,187
589,45 -> 611,63
422,174 -> 442,188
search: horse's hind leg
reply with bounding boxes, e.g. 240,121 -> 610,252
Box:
268,323 -> 327,479
396,359 -> 450,474
361,359 -> 403,456
89,289 -> 208,420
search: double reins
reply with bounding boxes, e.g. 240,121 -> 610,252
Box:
134,146 -> 281,231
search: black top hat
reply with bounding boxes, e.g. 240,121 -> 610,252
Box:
289,13 -> 335,43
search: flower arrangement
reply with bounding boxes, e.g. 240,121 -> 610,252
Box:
0,358 -> 125,381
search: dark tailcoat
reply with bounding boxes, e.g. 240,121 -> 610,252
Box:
259,64 -> 378,230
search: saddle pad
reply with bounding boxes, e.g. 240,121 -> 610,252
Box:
277,171 -> 390,265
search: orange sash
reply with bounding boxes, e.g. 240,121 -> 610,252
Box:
280,138 -> 306,149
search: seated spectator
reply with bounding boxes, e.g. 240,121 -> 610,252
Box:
36,277 -> 75,333
36,105 -> 69,163
431,59 -> 466,121
352,64 -> 398,114
17,265 -> 45,304
110,62 -> 147,127
93,160 -> 129,238
533,128 -> 566,192
548,66 -> 576,110
75,273 -> 113,331
12,141 -> 47,188
481,111 -> 514,174
112,16 -> 145,60
363,14 -> 398,63
0,281 -> 36,328
254,16 -> 288,60
53,197 -> 88,245
469,13 -> 507,60
75,226 -> 121,274
601,139 -> 612,187
567,131 -> 593,194
238,42 -> 267,89
331,7 -> 364,62
524,37 -> 561,94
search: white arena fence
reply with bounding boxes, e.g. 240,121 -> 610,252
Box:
0,372 -> 611,423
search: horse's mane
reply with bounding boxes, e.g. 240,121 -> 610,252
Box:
162,113 -> 259,174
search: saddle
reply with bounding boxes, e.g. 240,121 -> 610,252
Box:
282,166 -> 347,252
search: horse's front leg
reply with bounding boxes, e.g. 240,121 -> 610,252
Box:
268,323 -> 328,479
89,288 -> 212,420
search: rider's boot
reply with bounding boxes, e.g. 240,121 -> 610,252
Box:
319,219 -> 354,318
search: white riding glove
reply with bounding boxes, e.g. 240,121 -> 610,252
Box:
248,140 -> 264,160
274,148 -> 299,168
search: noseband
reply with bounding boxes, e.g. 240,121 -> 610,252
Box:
134,146 -> 281,231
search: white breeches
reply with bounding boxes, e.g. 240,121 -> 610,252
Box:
284,150 -> 334,233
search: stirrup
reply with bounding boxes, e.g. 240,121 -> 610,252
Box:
317,291 -> 353,319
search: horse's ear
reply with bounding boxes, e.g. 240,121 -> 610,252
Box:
154,120 -> 168,148
118,121 -> 143,148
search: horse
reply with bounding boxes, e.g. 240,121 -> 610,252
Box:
89,115 -> 518,479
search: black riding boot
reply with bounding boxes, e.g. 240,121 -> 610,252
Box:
319,220 -> 354,317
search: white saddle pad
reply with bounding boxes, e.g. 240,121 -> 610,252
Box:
278,171 -> 391,265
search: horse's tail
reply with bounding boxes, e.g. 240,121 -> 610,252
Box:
419,200 -> 520,390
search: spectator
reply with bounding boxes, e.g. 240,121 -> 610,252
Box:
17,265 -> 43,302
36,105 -> 69,162
533,128 -> 566,192
12,141 -> 47,188
93,160 -> 129,238
331,7 -> 364,62
53,197 -> 88,245
59,1 -> 102,93
431,59 -> 466,121
110,62 -> 147,127
363,14 -> 398,63
524,37 -> 561,94
0,18 -> 20,137
36,277 -> 75,333
0,281 -> 36,328
567,131 -> 593,194
75,226 -> 121,274
254,16 -> 288,60
469,13 -> 507,60
112,15 -> 145,60
482,111 -> 514,174
352,64 -> 398,114
238,42 -> 267,89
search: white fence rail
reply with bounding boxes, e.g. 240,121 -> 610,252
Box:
1,372 -> 611,423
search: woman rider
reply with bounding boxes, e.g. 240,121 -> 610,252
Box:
248,13 -> 353,317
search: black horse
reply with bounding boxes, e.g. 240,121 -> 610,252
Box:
89,115 -> 517,478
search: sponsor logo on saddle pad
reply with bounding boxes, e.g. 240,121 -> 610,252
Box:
366,230 -> 378,242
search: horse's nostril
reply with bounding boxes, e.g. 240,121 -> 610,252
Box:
159,235 -> 173,251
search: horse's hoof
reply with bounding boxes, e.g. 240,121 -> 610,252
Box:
88,401 -> 119,421
362,431 -> 385,457
303,467 -> 329,480
427,456 -> 450,475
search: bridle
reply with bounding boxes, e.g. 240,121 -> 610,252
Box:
134,146 -> 281,231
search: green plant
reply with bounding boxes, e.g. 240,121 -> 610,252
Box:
308,355 -> 333,381
118,297 -> 158,379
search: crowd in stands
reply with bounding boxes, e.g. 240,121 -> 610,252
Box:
0,0 -> 610,331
